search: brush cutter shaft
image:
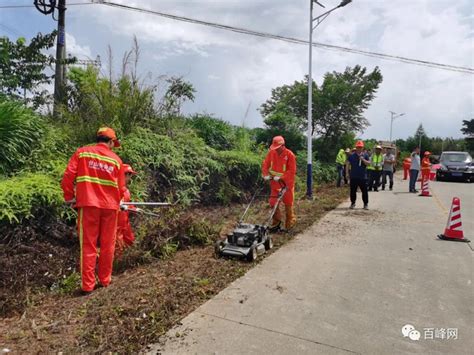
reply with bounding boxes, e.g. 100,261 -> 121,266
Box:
122,202 -> 172,206
240,179 -> 286,226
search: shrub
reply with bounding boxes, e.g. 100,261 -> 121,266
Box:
296,151 -> 336,184
0,173 -> 69,225
0,99 -> 44,175
188,114 -> 235,150
202,150 -> 263,205
120,127 -> 220,206
314,162 -> 337,184
23,122 -> 72,178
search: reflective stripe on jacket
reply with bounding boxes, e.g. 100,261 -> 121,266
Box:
421,157 -> 431,172
61,143 -> 125,209
335,149 -> 346,165
262,147 -> 296,187
368,153 -> 383,171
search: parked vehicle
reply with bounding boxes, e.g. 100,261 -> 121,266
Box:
436,151 -> 473,182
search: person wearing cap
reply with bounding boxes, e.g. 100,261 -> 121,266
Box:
367,145 -> 383,192
345,140 -> 370,209
421,151 -> 432,183
335,148 -> 348,187
262,136 -> 297,231
381,148 -> 396,191
61,127 -> 125,295
116,164 -> 137,257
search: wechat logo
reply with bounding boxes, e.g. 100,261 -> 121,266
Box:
402,324 -> 421,341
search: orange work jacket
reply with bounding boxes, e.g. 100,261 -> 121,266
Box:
61,143 -> 125,210
403,157 -> 412,168
118,188 -> 135,246
261,147 -> 296,188
421,157 -> 431,173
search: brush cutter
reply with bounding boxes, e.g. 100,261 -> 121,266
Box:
215,178 -> 287,262
120,201 -> 175,217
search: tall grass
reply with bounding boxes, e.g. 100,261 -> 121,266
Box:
0,99 -> 43,175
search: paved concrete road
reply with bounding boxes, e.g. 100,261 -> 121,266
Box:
146,176 -> 473,355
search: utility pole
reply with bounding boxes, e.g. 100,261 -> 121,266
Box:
34,0 -> 67,116
306,0 -> 352,198
53,0 -> 66,116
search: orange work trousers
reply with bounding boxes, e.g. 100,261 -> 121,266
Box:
403,164 -> 410,180
77,207 -> 118,292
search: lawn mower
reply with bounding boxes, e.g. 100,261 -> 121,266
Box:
215,178 -> 287,261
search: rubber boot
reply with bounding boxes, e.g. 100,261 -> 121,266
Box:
285,205 -> 296,230
269,205 -> 282,232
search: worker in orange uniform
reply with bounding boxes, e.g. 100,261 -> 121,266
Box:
116,164 -> 137,257
61,127 -> 125,295
402,157 -> 411,180
262,136 -> 297,231
421,151 -> 431,182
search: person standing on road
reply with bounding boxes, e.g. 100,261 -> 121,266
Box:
346,140 -> 370,210
262,136 -> 297,231
409,147 -> 421,193
381,148 -> 395,191
402,156 -> 411,180
421,151 -> 432,182
61,127 -> 125,295
367,145 -> 383,192
335,148 -> 348,187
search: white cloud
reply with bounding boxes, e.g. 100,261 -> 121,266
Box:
65,33 -> 92,58
9,0 -> 472,138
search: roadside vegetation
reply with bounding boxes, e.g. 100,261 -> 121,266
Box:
1,33 -> 383,351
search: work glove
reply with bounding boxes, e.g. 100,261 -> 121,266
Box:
120,204 -> 129,211
273,176 -> 281,182
263,175 -> 271,181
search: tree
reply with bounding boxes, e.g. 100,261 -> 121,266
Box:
63,65 -> 156,144
460,119 -> 474,136
260,65 -> 382,138
162,77 -> 196,116
0,32 -> 57,108
255,103 -> 305,153
461,119 -> 474,153
259,65 -> 382,160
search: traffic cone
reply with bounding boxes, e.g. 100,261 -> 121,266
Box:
438,197 -> 470,243
419,175 -> 431,197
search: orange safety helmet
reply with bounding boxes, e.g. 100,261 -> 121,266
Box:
97,127 -> 120,147
270,136 -> 285,150
355,140 -> 364,148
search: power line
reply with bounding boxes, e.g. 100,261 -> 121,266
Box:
98,0 -> 473,75
3,0 -> 472,74
0,2 -> 94,9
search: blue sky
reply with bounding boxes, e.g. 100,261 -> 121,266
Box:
1,0 -> 473,139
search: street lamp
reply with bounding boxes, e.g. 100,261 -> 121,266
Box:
307,0 -> 352,198
389,111 -> 405,142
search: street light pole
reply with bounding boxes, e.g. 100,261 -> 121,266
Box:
389,110 -> 405,142
306,0 -> 352,198
306,0 -> 314,198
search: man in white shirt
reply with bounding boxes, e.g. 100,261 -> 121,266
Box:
409,147 -> 421,193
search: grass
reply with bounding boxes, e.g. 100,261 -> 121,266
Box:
0,184 -> 348,353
